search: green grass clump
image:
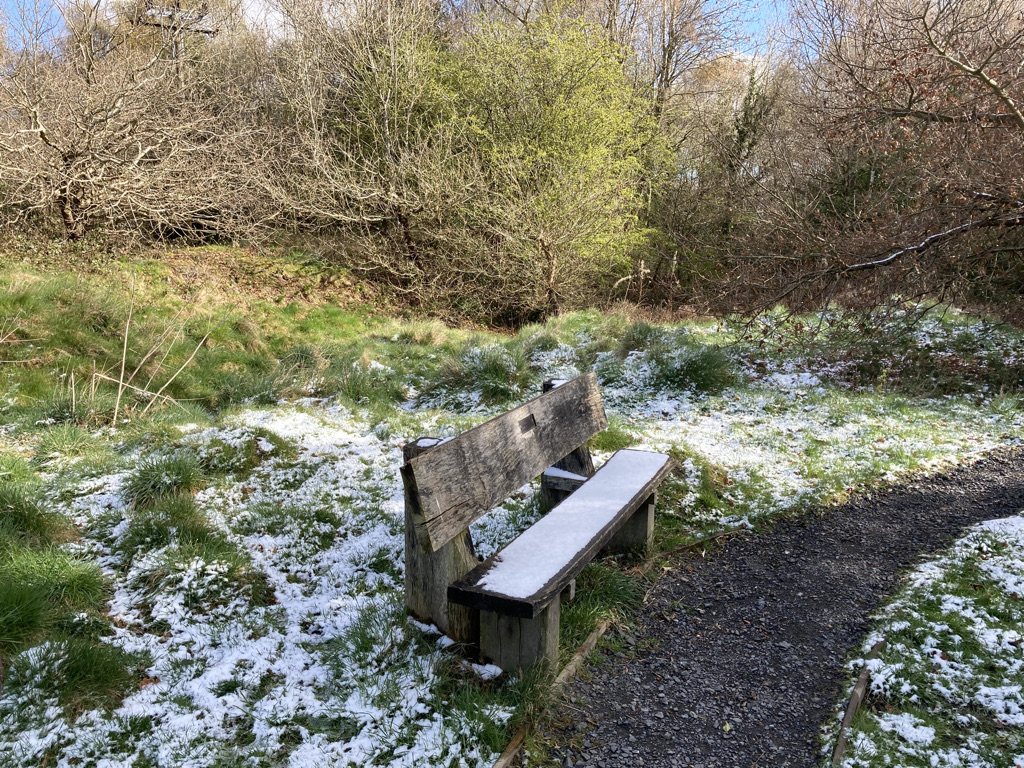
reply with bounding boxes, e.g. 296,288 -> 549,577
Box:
0,452 -> 35,486
331,363 -> 407,407
427,344 -> 536,406
6,638 -> 145,712
615,321 -> 662,358
32,423 -> 118,474
0,578 -> 52,651
34,423 -> 92,464
559,562 -> 644,667
0,512 -> 112,687
122,452 -> 206,508
280,343 -> 329,374
647,344 -> 736,395
197,427 -> 297,475
0,482 -> 67,544
37,386 -> 119,426
140,537 -> 274,611
2,546 -> 107,610
114,496 -> 224,567
589,416 -> 638,453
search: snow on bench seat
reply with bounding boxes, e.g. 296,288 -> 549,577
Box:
448,449 -> 674,618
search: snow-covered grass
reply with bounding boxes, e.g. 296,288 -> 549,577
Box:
827,515 -> 1024,768
3,275 -> 1024,768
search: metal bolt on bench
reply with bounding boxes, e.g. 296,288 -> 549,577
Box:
400,373 -> 675,672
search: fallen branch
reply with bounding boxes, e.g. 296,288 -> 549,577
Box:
830,635 -> 888,766
842,214 -> 1024,275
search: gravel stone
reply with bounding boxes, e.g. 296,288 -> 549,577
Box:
537,450 -> 1024,768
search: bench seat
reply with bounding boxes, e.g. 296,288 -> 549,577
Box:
448,449 -> 674,619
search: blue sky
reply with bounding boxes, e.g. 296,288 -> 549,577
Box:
1,0 -> 791,49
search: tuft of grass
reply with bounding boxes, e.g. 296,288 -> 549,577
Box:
3,546 -> 107,610
427,344 -> 537,406
0,482 -> 68,544
138,536 -> 275,611
122,452 -> 206,509
331,363 -> 407,407
31,422 -> 116,471
386,319 -> 450,347
280,343 -> 329,374
114,495 -> 224,567
615,321 -> 662,358
197,427 -> 297,475
515,326 -> 563,357
0,452 -> 35,485
558,562 -> 643,668
647,343 -> 736,395
37,386 -> 118,426
35,422 -> 91,458
589,416 -> 638,453
6,638 -> 145,713
0,578 -> 52,652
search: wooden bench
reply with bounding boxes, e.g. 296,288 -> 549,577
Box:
400,373 -> 674,672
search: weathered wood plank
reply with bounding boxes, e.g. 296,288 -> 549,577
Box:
402,438 -> 479,643
405,373 -> 607,553
448,450 -> 675,618
539,468 -> 588,493
539,378 -> 596,510
479,599 -> 560,672
604,492 -> 656,553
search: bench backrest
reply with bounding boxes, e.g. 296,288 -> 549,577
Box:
401,372 -> 607,553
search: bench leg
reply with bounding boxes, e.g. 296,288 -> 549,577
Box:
480,599 -> 560,673
606,492 -> 656,553
539,482 -> 570,512
404,510 -> 479,645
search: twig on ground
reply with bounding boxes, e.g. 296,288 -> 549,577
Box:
831,635 -> 888,766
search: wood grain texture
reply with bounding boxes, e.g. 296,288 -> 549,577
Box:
448,451 -> 675,618
405,373 -> 607,553
539,378 -> 596,510
479,599 -> 560,672
539,470 -> 588,493
605,492 -> 656,553
402,439 -> 479,643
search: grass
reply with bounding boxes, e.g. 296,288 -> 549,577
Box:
5,638 -> 146,713
646,342 -> 736,394
0,482 -> 67,545
829,521 -> 1024,768
0,479 -> 132,713
193,426 -> 297,475
122,452 -> 206,509
3,246 -> 1024,767
113,495 -> 225,566
558,562 -> 644,668
425,343 -> 537,407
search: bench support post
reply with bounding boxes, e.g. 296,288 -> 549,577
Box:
606,492 -> 656,553
480,599 -> 560,673
404,439 -> 479,645
539,379 -> 596,511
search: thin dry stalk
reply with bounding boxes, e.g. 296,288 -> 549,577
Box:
113,275 -> 137,425
123,301 -> 190,391
140,315 -> 230,416
92,372 -> 184,409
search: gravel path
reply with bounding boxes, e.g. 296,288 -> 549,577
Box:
536,450 -> 1024,768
